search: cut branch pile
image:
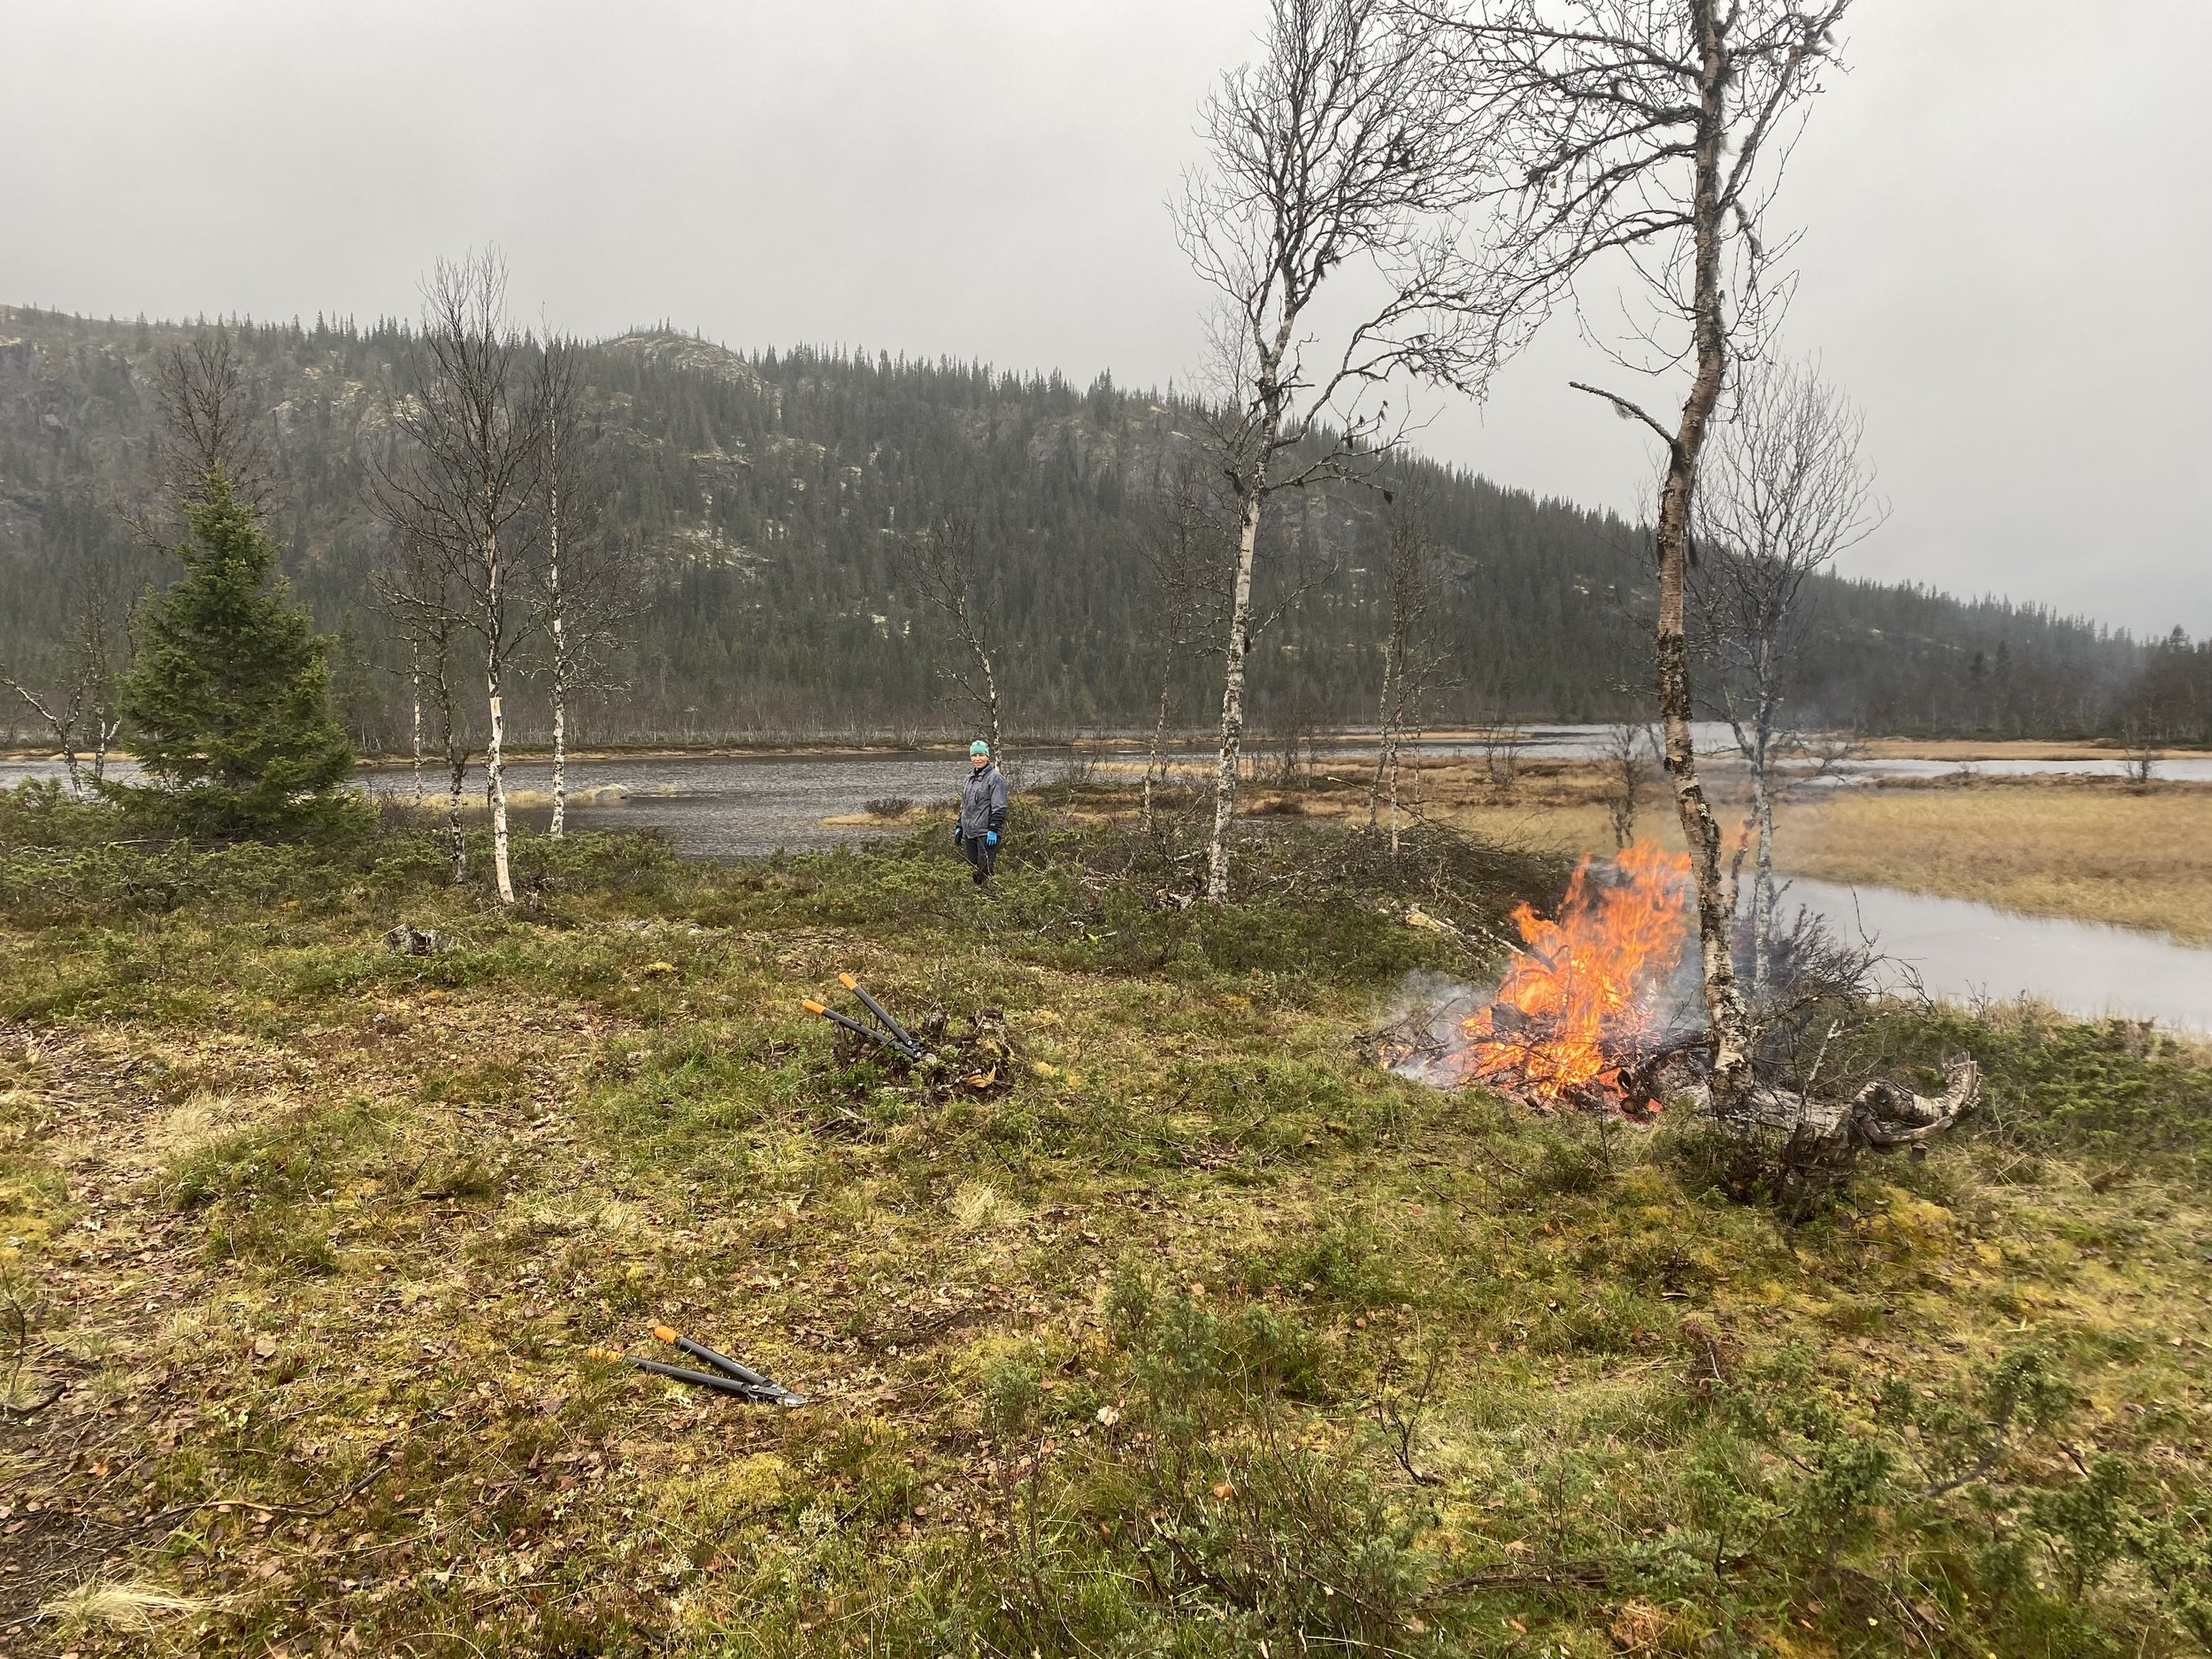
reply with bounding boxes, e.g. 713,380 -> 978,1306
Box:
813,996 -> 1020,1110
1378,972 -> 1980,1174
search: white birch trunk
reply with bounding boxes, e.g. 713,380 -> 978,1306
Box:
1142,638 -> 1177,833
549,519 -> 568,839
550,695 -> 566,839
1389,736 -> 1403,856
90,714 -> 117,787
12,680 -> 86,797
1390,657 -> 1417,856
484,528 -> 514,904
409,644 -> 425,808
1651,15 -> 1755,1113
445,721 -> 466,886
547,404 -> 569,840
1206,491 -> 1263,902
487,680 -> 512,903
1749,748 -> 1777,994
1367,642 -> 1395,828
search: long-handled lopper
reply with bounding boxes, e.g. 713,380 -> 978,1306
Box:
651,1325 -> 806,1405
839,974 -> 919,1054
803,976 -> 926,1063
802,998 -> 912,1057
588,1327 -> 807,1406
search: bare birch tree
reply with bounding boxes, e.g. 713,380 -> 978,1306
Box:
376,250 -> 540,903
0,663 -> 89,795
1600,719 -> 1659,849
1180,0 -> 1506,902
531,338 -> 634,837
1416,0 -> 1855,1107
1134,454 -> 1236,830
405,634 -> 426,809
5,328 -> 276,796
901,515 -> 1002,757
1692,357 -> 1881,991
146,328 -> 274,522
0,531 -> 128,796
1477,708 -> 1526,793
373,531 -> 473,883
1366,500 -> 1454,851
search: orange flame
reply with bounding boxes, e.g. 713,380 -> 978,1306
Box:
1446,841 -> 1694,1105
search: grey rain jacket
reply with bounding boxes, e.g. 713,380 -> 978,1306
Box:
957,761 -> 1009,840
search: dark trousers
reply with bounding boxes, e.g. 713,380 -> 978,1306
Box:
961,833 -> 999,885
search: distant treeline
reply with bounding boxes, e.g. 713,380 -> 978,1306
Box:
1,303 -> 2198,749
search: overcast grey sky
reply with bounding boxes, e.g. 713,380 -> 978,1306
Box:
4,1 -> 2207,634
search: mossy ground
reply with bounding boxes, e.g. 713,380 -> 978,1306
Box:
1,788 -> 2208,1657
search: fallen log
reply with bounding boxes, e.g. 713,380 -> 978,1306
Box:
1847,1062 -> 1981,1146
1715,1057 -> 1980,1164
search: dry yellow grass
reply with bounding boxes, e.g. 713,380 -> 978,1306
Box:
1297,759 -> 2212,942
1850,737 -> 2169,761
1422,795 -> 1622,856
1774,781 -> 2212,942
1302,758 -> 1630,856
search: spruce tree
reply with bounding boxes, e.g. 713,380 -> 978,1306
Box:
119,468 -> 354,832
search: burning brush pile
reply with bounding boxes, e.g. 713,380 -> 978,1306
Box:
1383,844 -> 1981,1166
1385,842 -> 1704,1116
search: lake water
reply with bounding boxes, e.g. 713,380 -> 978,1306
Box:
1824,756 -> 2212,783
446,751 -> 1080,858
0,751 -> 1075,858
1785,879 -> 2212,1033
12,725 -> 2211,824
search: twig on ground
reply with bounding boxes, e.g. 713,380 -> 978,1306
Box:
1426,1556 -> 1618,1597
147,1456 -> 389,1525
1,1383 -> 65,1417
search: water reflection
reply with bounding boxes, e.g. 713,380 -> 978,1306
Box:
1788,878 -> 2212,1033
367,752 -> 1100,860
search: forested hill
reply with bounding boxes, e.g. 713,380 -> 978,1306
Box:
0,303 -> 2193,748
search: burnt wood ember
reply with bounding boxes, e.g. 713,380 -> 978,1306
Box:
1379,974 -> 1978,1172
1487,1002 -> 1534,1038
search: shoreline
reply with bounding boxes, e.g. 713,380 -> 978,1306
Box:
10,732 -> 2208,768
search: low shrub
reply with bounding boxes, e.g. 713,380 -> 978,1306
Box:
1858,1005 -> 2212,1174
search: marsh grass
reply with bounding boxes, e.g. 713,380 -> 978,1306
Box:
1,791 -> 2208,1655
1775,777 -> 2212,942
1244,760 -> 2212,947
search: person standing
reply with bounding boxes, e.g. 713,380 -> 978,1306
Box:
954,740 -> 1008,887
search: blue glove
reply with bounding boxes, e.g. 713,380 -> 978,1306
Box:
986,830 -> 998,847
953,824 -> 963,844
